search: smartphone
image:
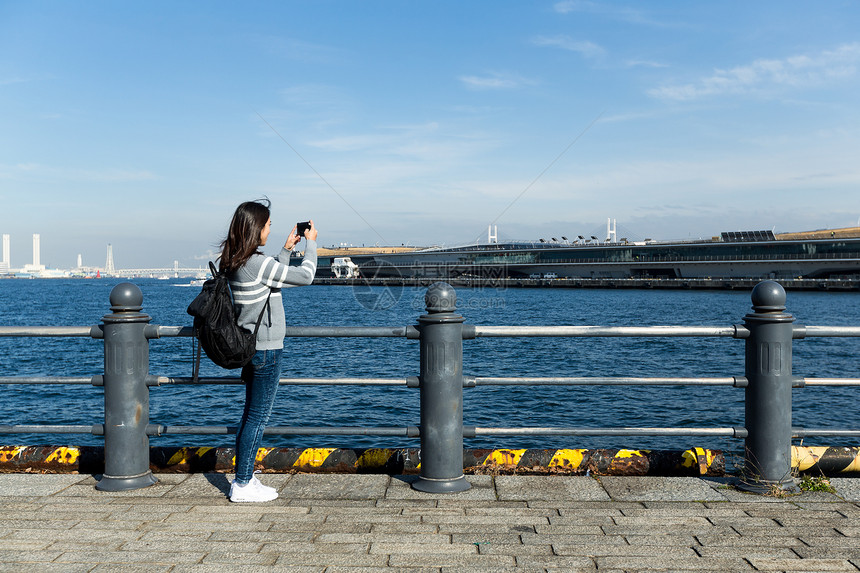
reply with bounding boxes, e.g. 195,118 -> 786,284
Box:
296,221 -> 311,237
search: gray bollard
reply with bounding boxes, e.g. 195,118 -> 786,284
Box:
739,281 -> 798,493
95,283 -> 158,492
412,282 -> 470,493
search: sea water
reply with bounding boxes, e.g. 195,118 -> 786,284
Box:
0,278 -> 857,455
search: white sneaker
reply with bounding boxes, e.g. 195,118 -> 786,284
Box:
229,476 -> 278,503
250,475 -> 276,496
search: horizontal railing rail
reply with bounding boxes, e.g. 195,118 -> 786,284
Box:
467,426 -> 748,437
1,279 -> 858,493
473,325 -> 741,337
0,326 -> 96,337
5,375 -> 858,388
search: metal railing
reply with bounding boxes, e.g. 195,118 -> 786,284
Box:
1,280 -> 859,494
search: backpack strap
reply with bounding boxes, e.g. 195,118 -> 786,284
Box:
192,261 -> 220,384
192,337 -> 202,384
190,263 -> 272,383
252,290 -> 272,336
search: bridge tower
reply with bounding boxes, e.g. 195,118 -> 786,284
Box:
1,234 -> 9,272
105,244 -> 116,274
605,218 -> 617,244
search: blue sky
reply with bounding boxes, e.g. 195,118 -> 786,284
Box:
1,1 -> 859,269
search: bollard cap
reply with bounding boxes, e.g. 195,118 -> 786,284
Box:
750,280 -> 786,312
425,282 -> 457,313
110,282 -> 144,312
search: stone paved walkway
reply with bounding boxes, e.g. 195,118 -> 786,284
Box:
0,473 -> 858,572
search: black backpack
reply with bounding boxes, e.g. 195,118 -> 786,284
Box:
187,262 -> 270,373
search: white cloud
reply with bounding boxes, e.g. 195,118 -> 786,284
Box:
254,35 -> 340,64
625,59 -> 668,69
0,76 -> 30,86
650,43 -> 860,101
74,169 -> 157,182
532,35 -> 606,59
459,72 -> 536,90
0,162 -> 156,182
553,1 -> 674,28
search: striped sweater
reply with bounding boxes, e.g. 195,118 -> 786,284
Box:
227,240 -> 317,350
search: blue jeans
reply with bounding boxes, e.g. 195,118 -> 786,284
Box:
234,348 -> 283,484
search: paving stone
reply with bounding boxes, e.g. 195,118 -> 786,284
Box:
476,542 -> 553,555
160,473 -> 234,498
269,520 -> 355,532
3,519 -> 79,530
287,499 -> 377,508
138,520 -> 272,532
385,475 -> 497,501
830,477 -> 860,501
415,513 -> 550,526
201,551 -> 278,565
386,554 -> 515,567
401,507 -> 463,515
439,522 -> 546,534
316,533 -> 453,545
623,535 -> 698,546
285,474 -> 389,500
547,514 -> 616,525
522,531 -> 619,545
558,543 -> 699,558
623,505 -> 748,517
695,545 -> 799,559
515,555 -> 597,569
495,475 -> 610,501
776,515 -> 852,526
208,530 -> 315,543
532,524 -> 609,535
596,555 -> 754,570
54,549 -> 205,564
710,487 -> 815,504
601,523 -> 737,536
326,569 -> 414,573
310,505 -> 402,515
370,542 -> 476,555
0,539 -> 53,550
57,483 -> 170,498
88,567 -> 178,573
465,506 -> 557,516
599,476 -> 729,502
4,472 -> 860,571
276,552 -> 389,567
120,539 -> 263,553
371,522 -> 439,534
0,565 -> 94,573
610,515 -> 713,526
534,500 -> 642,510
450,533 -> 524,545
793,546 -> 860,559
260,541 -> 369,554
731,525 -> 841,537
800,535 -> 860,547
185,567 -> 322,573
748,557 -> 859,571
0,473 -> 87,496
696,534 -> 802,547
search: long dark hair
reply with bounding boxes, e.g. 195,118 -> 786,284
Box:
219,199 -> 271,273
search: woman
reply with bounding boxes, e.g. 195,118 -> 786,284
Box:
218,199 -> 318,502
